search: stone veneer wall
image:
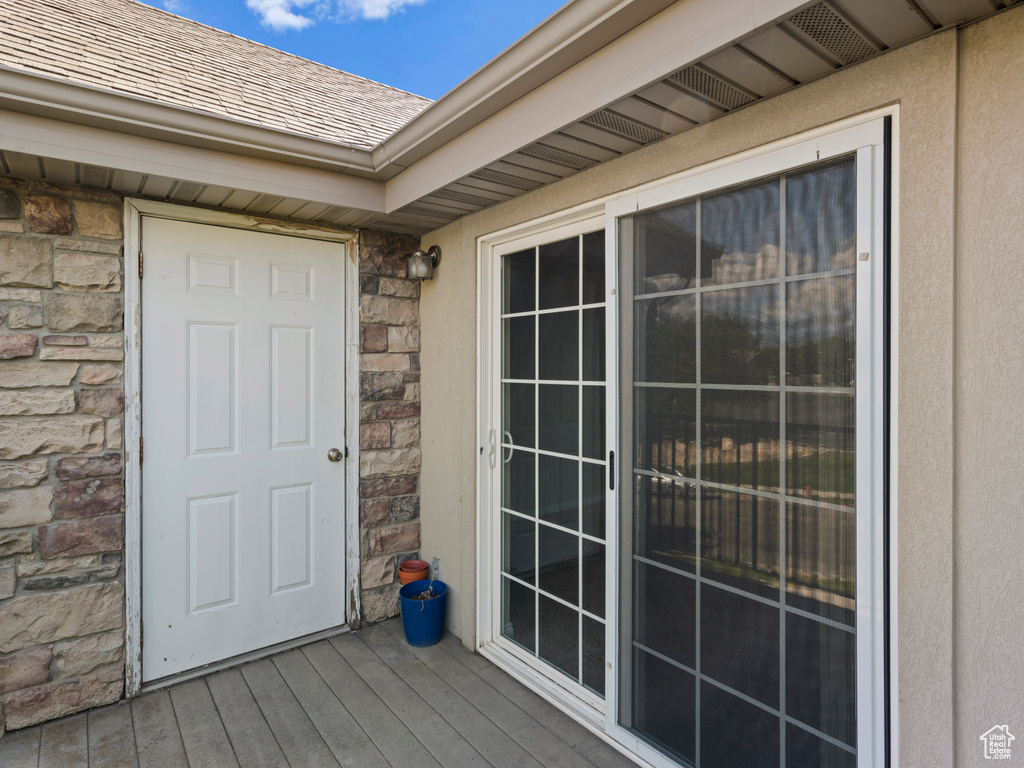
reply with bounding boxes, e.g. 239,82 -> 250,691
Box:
0,183 -> 423,734
0,176 -> 127,737
356,230 -> 423,624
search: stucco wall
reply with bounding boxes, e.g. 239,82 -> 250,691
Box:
418,14 -> 1024,765
954,10 -> 1024,766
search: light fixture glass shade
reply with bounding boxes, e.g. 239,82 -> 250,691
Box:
408,250 -> 435,280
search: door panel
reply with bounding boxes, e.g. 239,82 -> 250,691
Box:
141,218 -> 347,682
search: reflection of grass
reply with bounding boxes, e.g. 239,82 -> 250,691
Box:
649,548 -> 854,598
697,452 -> 856,496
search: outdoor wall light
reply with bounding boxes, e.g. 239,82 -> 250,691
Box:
408,245 -> 442,280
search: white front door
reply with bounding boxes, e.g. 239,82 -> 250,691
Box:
141,217 -> 348,682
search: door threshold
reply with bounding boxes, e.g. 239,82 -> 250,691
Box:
139,624 -> 350,693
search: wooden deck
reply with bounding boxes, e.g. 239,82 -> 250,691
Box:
0,619 -> 639,768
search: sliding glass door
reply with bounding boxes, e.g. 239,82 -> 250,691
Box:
615,145 -> 882,768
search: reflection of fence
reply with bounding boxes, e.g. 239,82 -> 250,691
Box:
641,412 -> 855,597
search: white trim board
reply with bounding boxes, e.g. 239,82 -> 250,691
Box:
122,199 -> 360,696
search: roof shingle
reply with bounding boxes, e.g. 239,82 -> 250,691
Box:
0,0 -> 432,148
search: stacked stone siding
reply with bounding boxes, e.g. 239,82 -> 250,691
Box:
357,230 -> 423,624
0,177 -> 126,736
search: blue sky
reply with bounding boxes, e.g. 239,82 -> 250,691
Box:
151,0 -> 566,100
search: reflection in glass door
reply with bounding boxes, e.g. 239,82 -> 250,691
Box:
499,230 -> 607,696
620,158 -> 859,768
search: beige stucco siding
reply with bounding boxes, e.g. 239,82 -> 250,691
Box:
955,9 -> 1024,767
419,8 -> 1022,766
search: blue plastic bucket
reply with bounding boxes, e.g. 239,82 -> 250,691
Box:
399,579 -> 448,647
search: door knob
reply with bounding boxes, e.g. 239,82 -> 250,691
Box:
327,448 -> 344,462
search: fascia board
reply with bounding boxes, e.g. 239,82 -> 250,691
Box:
383,0 -> 813,212
0,107 -> 386,213
370,0 -> 678,172
0,65 -> 379,179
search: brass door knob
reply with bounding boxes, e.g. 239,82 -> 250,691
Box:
327,448 -> 343,462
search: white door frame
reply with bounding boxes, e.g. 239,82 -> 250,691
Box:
122,199 -> 361,696
476,107 -> 900,768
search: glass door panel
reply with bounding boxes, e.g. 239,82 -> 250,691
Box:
499,230 -> 608,696
620,157 -> 858,768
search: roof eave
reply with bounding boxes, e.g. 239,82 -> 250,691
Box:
0,65 -> 380,179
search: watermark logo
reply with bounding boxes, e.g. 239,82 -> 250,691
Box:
980,725 -> 1015,760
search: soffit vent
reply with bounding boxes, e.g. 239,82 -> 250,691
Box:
584,110 -> 666,145
81,164 -> 111,189
316,205 -> 349,221
432,188 -> 497,208
471,168 -> 543,191
170,180 -> 204,200
248,194 -> 285,212
398,206 -> 459,221
669,66 -> 754,110
520,143 -> 596,171
788,2 -> 878,65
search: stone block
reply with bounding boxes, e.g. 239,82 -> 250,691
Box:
0,389 -> 76,416
0,460 -> 49,489
42,335 -> 88,346
390,495 -> 420,523
360,583 -> 400,623
3,666 -> 123,730
45,294 -> 122,332
22,563 -> 120,590
0,530 -> 33,556
390,419 -> 420,449
78,389 -> 124,417
37,516 -> 123,559
0,647 -> 53,694
0,416 -> 104,460
360,448 -> 422,479
86,335 -> 121,349
361,324 -> 387,353
360,556 -> 395,590
361,353 -> 410,372
377,277 -> 419,299
360,295 -> 418,326
7,305 -> 43,329
0,235 -> 52,288
0,582 -> 123,653
54,239 -> 121,255
79,364 -> 122,385
54,477 -> 123,519
360,372 -> 404,401
0,334 -> 38,359
359,476 -> 416,498
54,253 -> 122,292
0,362 -> 78,388
359,402 -> 377,421
24,196 -> 73,235
106,418 -> 122,450
0,288 -> 42,301
0,219 -> 23,232
0,188 -> 20,218
359,497 -> 391,527
359,275 -> 379,295
0,485 -> 53,528
367,522 -> 420,557
39,347 -> 123,362
53,630 -> 123,678
377,401 -> 419,419
359,248 -> 408,278
404,382 -> 421,402
55,453 -> 121,481
0,558 -> 13,599
73,202 -> 122,239
17,555 -> 100,577
359,230 -> 388,248
359,421 -> 390,450
387,325 -> 420,352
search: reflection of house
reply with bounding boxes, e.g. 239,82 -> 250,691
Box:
0,0 -> 1022,767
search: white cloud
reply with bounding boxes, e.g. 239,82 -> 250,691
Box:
161,0 -> 188,11
334,0 -> 429,20
246,0 -> 429,30
246,0 -> 320,31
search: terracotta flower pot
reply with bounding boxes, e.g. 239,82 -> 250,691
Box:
399,559 -> 429,572
399,559 -> 429,584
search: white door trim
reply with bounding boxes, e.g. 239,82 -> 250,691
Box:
122,199 -> 360,696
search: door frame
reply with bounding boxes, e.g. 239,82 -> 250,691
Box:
476,106 -> 900,768
122,199 -> 361,696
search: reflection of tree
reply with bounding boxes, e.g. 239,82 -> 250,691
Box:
787,334 -> 854,387
702,312 -> 778,385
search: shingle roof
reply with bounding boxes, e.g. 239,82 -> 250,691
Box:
0,0 -> 432,149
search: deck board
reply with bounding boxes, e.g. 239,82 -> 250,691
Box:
0,627 -> 642,768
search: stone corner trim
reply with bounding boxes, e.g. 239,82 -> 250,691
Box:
0,176 -> 127,736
